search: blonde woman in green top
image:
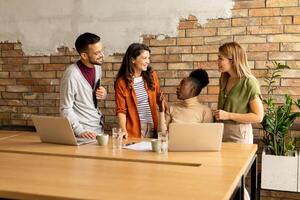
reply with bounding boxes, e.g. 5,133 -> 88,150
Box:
214,42 -> 264,144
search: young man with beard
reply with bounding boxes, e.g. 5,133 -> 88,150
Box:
60,32 -> 106,139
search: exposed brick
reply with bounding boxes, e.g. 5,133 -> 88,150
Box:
231,9 -> 248,18
2,64 -> 23,72
44,64 -> 66,71
9,72 -> 31,78
105,71 -> 118,78
14,43 -> 22,50
6,100 -> 27,106
1,92 -> 23,99
208,54 -> 218,61
161,86 -> 177,94
150,63 -> 168,70
281,7 -> 300,16
286,61 -> 300,68
23,64 -> 43,71
203,19 -> 231,28
31,86 -> 55,92
281,69 -> 300,77
269,52 -> 300,60
194,61 -> 218,70
0,72 -> 9,78
6,85 -> 30,92
181,54 -> 207,62
101,63 -> 112,71
232,17 -> 261,26
151,55 -> 181,63
218,27 -> 246,35
165,79 -> 181,86
22,93 -> 43,100
103,56 -> 123,63
294,16 -> 300,24
266,0 -> 298,7
7,57 -> 28,65
166,46 -> 191,54
0,43 -> 14,50
149,38 -> 176,46
268,34 -> 300,42
193,45 -> 219,53
39,107 -> 59,114
262,16 -> 292,25
233,0 -> 265,9
1,50 -> 24,57
249,8 -> 281,16
235,35 -> 267,43
186,28 -> 217,37
18,107 -> 38,114
0,113 -> 10,120
251,69 -> 268,78
156,71 -> 178,78
28,57 -> 50,64
247,52 -> 268,60
177,37 -> 203,46
285,25 -> 300,33
168,63 -> 192,70
204,36 -> 233,44
0,106 -> 17,113
282,79 -> 300,86
56,71 -> 64,78
281,43 -> 300,51
50,56 -> 70,64
178,20 -> 198,29
44,93 -> 60,99
0,79 -> 16,85
31,71 -> 56,78
150,47 -> 166,55
273,86 -> 300,95
248,43 -> 279,51
177,30 -> 185,38
207,86 -> 219,94
0,58 -> 4,64
247,25 -> 283,34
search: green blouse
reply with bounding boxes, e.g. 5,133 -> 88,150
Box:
218,74 -> 261,124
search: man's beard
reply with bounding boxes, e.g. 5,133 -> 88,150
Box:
89,57 -> 103,65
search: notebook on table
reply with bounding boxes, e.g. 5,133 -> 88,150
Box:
31,115 -> 96,146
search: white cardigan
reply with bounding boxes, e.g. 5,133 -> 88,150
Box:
59,63 -> 103,136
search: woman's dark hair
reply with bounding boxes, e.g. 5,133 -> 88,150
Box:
75,32 -> 101,54
189,69 -> 209,96
115,43 -> 154,90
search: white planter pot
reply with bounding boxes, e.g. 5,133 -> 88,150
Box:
261,151 -> 298,192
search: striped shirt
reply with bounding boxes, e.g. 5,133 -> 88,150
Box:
133,77 -> 153,124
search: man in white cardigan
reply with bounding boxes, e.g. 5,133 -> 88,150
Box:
60,33 -> 106,139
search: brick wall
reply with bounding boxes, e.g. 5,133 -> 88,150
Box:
1,0 -> 300,198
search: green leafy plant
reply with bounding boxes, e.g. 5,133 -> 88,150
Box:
261,61 -> 300,156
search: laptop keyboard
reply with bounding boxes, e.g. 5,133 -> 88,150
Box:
76,137 -> 96,144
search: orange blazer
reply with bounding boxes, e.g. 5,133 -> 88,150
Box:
115,71 -> 160,138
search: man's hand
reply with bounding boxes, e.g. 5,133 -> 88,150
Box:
79,131 -> 97,139
96,86 -> 107,100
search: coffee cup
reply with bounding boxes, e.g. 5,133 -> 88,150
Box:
96,134 -> 109,146
151,139 -> 161,153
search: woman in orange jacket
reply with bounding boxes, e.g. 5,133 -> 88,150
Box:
114,43 -> 163,138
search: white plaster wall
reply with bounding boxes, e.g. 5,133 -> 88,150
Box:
0,0 -> 234,55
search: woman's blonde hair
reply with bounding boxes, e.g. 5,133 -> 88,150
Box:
219,42 -> 253,78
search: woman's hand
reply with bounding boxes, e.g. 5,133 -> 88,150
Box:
158,91 -> 168,112
214,110 -> 231,121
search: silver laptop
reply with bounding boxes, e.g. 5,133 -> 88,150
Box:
168,123 -> 224,152
31,115 -> 96,146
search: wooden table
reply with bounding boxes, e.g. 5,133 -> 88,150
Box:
0,131 -> 258,200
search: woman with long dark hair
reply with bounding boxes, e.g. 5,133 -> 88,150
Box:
115,43 -> 163,138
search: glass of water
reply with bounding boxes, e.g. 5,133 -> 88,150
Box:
158,131 -> 168,154
112,128 -> 124,150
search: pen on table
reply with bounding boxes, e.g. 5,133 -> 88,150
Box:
125,142 -> 135,146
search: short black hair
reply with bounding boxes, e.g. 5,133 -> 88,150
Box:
75,32 -> 101,54
189,69 -> 209,96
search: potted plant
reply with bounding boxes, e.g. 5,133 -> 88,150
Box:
261,61 -> 300,192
